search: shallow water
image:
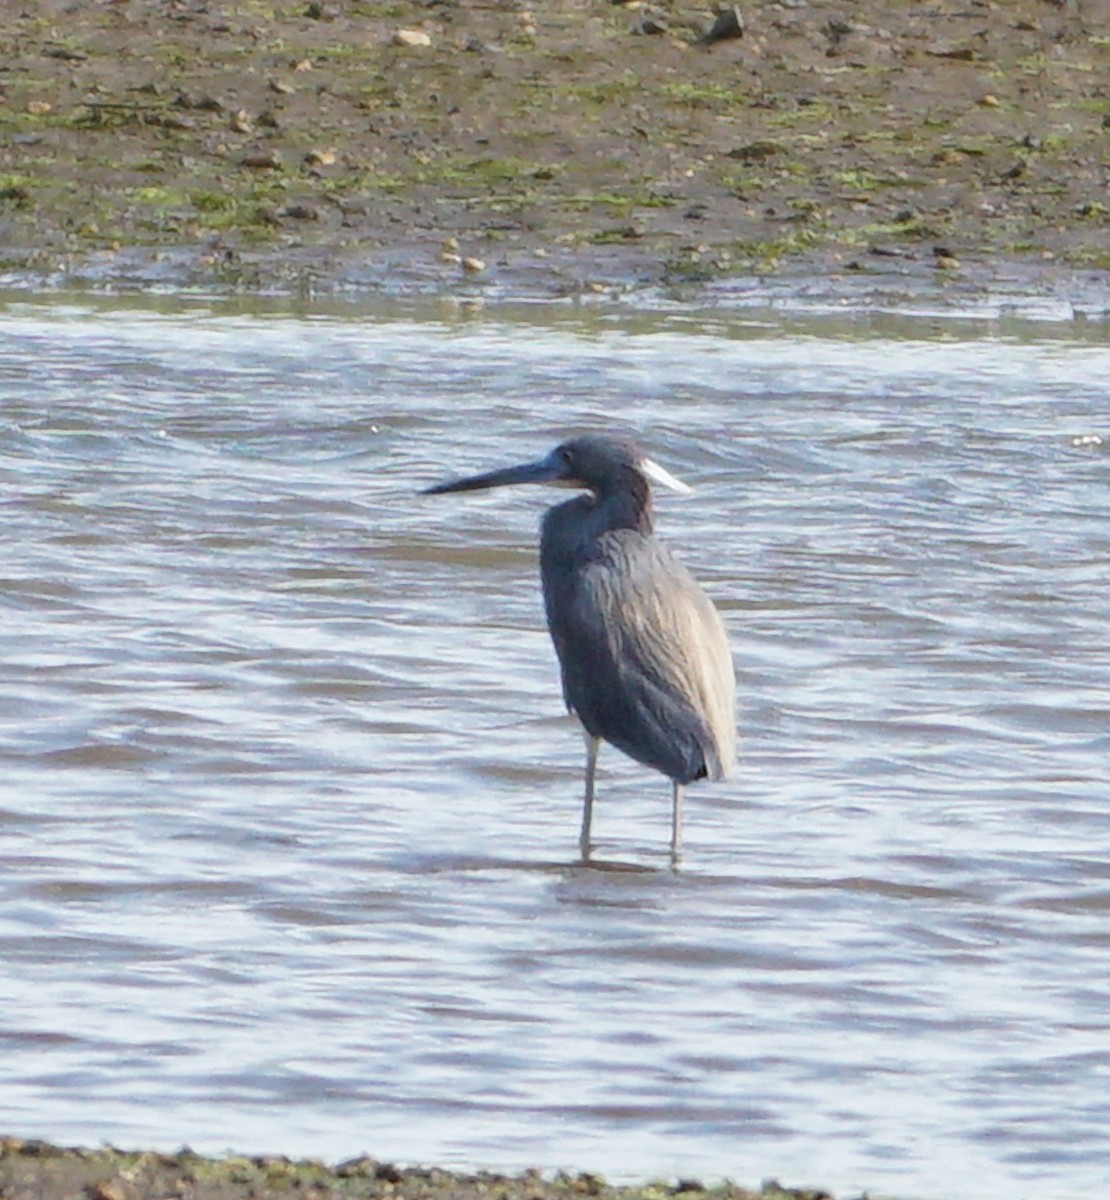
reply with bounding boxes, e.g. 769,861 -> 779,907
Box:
1,293 -> 1108,1200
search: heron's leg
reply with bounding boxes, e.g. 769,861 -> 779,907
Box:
580,735 -> 600,861
670,782 -> 684,868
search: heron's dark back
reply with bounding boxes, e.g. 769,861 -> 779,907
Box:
540,496 -> 735,784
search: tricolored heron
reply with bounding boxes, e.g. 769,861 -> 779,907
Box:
424,434 -> 735,865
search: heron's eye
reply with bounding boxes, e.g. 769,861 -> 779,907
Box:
557,446 -> 573,465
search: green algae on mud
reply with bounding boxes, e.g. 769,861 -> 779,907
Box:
0,1139 -> 835,1200
0,0 -> 1107,295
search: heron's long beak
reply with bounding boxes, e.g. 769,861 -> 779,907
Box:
422,454 -> 561,495
423,448 -> 694,497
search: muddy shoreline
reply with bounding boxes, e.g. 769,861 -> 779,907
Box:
0,1140 -> 835,1200
2,0 -> 1107,301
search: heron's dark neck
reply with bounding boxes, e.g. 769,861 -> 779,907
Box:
590,468 -> 653,534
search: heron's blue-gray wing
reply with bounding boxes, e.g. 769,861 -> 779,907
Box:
545,532 -> 735,784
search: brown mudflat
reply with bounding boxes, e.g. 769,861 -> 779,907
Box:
0,0 -> 1107,294
0,1140 -> 831,1200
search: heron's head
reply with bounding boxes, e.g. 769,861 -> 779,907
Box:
422,434 -> 691,499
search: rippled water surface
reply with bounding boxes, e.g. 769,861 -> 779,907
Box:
1,293 -> 1108,1200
